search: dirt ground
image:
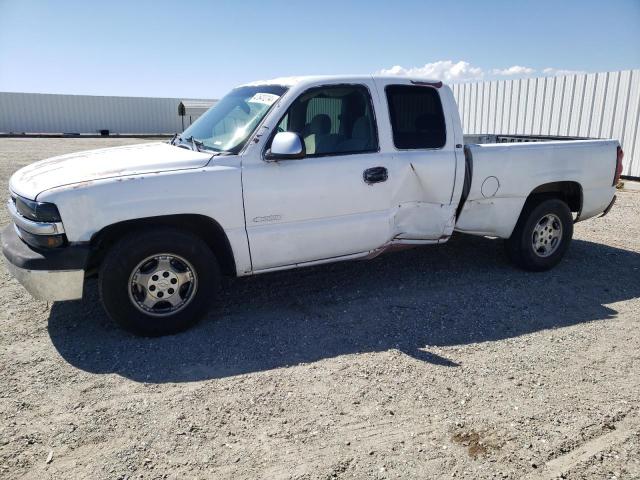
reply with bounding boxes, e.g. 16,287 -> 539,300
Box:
0,138 -> 639,480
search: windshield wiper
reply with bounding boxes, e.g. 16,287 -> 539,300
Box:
185,135 -> 202,152
173,134 -> 220,155
185,135 -> 219,153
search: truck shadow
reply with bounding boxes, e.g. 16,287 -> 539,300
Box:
48,235 -> 640,383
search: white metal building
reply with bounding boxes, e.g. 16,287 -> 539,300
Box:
451,69 -> 640,178
0,92 -> 216,135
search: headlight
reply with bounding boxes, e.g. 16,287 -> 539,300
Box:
15,196 -> 62,223
10,195 -> 66,249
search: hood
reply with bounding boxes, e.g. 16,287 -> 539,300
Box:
9,142 -> 212,200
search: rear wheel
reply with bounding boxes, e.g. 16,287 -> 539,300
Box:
505,198 -> 573,271
99,227 -> 220,336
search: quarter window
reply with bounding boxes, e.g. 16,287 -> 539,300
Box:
274,85 -> 378,156
386,85 -> 446,149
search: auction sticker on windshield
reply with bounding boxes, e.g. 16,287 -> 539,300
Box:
248,93 -> 280,105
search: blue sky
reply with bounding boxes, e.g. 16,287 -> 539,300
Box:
0,0 -> 638,98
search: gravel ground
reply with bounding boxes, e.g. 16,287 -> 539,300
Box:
0,138 -> 639,480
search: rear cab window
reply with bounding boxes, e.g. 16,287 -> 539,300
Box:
385,85 -> 446,149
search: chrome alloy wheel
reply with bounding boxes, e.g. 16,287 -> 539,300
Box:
531,214 -> 563,258
128,254 -> 198,317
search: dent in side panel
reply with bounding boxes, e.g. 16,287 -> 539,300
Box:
388,159 -> 456,241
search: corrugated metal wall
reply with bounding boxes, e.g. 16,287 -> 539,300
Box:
451,69 -> 640,177
0,92 -> 215,135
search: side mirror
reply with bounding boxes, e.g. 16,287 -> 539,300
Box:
265,132 -> 305,161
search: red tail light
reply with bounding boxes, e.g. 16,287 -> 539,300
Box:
614,146 -> 624,186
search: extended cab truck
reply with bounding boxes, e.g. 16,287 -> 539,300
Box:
2,75 -> 623,336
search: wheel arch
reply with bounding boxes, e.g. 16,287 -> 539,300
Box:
526,181 -> 583,216
87,214 -> 237,277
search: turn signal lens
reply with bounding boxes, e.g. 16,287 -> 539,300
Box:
16,227 -> 66,249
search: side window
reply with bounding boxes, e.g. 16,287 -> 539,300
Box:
306,97 -> 341,134
385,85 -> 446,149
274,85 -> 378,156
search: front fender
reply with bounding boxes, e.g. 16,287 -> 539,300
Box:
37,164 -> 252,275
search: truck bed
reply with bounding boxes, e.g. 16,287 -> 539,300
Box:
455,138 -> 618,238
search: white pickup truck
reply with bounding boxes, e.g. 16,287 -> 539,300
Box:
2,75 -> 623,336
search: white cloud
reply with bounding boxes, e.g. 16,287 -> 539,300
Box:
542,67 -> 587,76
378,60 -> 484,82
490,65 -> 535,76
378,60 -> 587,83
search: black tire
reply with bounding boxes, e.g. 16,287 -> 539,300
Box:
99,227 -> 220,336
505,198 -> 573,271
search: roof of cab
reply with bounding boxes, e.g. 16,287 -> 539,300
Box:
241,75 -> 443,88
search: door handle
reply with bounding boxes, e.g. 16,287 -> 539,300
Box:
363,166 -> 388,185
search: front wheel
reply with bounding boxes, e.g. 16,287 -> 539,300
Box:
505,198 -> 573,271
99,227 -> 220,336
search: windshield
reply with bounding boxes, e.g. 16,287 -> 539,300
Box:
180,85 -> 288,153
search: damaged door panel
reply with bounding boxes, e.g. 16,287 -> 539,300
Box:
373,78 -> 462,244
388,160 -> 457,241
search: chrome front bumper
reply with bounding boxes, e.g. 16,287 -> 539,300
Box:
1,224 -> 88,301
3,259 -> 84,300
